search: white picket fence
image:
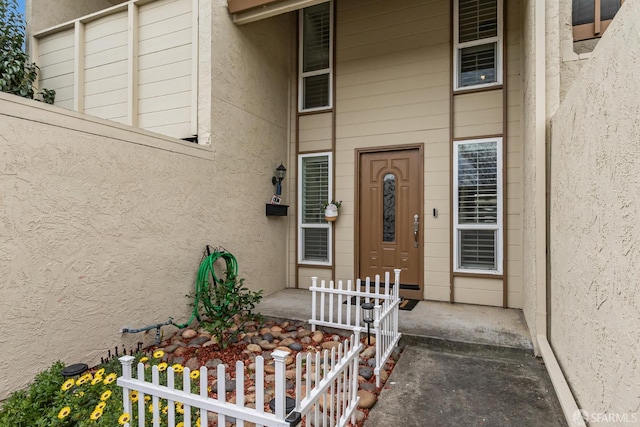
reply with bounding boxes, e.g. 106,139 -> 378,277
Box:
309,269 -> 402,387
117,329 -> 362,427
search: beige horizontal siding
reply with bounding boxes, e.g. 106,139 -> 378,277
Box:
37,29 -> 74,108
84,11 -> 127,121
298,113 -> 332,153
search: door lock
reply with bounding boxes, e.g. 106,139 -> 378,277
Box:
413,214 -> 419,248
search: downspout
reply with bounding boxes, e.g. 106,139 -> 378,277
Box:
533,1 -> 584,426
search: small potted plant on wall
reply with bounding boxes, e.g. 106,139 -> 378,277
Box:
322,200 -> 342,222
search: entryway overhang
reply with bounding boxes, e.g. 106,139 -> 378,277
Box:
228,0 -> 328,24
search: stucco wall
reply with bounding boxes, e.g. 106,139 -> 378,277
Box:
27,0 -> 117,34
0,5 -> 291,400
520,0 -> 538,349
549,1 -> 640,423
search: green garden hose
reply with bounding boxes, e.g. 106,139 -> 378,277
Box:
173,248 -> 239,329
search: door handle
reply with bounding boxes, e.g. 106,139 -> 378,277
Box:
413,214 -> 419,248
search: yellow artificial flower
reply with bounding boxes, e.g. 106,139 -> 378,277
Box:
153,350 -> 164,359
90,409 -> 103,420
157,362 -> 168,372
196,417 -> 201,427
57,407 -> 71,419
75,376 -> 88,386
96,401 -> 106,411
175,402 -> 184,414
144,395 -> 151,403
176,423 -> 184,427
139,356 -> 149,363
118,413 -> 131,425
61,379 -> 75,391
100,390 -> 112,401
190,370 -> 200,380
172,363 -> 184,373
103,373 -> 117,385
130,391 -> 139,402
148,403 -> 154,413
95,368 -> 106,377
162,405 -> 168,415
91,376 -> 103,386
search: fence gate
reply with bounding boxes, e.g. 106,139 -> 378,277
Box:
309,269 -> 402,387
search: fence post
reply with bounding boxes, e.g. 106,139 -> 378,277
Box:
119,355 -> 135,426
393,269 -> 401,300
272,349 -> 289,420
373,305 -> 382,387
352,327 -> 363,426
311,277 -> 318,331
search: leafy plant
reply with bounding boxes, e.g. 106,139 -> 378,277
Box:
0,352 -> 202,427
191,275 -> 263,347
322,200 -> 342,210
0,0 -> 55,103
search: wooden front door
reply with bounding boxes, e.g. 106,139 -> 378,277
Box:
358,147 -> 423,300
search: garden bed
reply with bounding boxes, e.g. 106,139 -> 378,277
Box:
0,319 -> 402,427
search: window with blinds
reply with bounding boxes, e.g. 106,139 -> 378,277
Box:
454,139 -> 502,273
454,0 -> 502,90
299,2 -> 332,111
299,153 -> 332,264
572,0 -> 623,41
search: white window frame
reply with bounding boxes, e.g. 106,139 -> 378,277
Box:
298,0 -> 333,112
298,152 -> 333,265
453,0 -> 503,91
453,138 -> 503,274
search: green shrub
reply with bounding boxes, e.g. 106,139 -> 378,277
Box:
191,276 -> 263,347
0,0 -> 55,103
0,353 -> 202,427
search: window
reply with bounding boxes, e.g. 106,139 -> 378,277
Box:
454,0 -> 503,90
298,153 -> 332,264
573,0 -> 623,41
299,1 -> 332,111
454,138 -> 503,273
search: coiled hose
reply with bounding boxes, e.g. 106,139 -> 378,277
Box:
173,248 -> 239,329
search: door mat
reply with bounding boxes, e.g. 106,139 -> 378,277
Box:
399,298 -> 419,311
343,296 -> 382,305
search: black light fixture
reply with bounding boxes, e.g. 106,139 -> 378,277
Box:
362,302 -> 374,345
272,163 -> 287,196
61,363 -> 89,378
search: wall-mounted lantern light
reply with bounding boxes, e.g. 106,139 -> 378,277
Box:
272,163 -> 287,196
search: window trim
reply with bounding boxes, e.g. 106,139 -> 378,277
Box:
453,0 -> 504,91
453,138 -> 503,275
572,0 -> 624,42
298,0 -> 333,113
298,152 -> 333,266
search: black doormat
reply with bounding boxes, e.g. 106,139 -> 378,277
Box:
398,298 -> 419,311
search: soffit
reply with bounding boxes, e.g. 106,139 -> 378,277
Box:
228,0 -> 329,25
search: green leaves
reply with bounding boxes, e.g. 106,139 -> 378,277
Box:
0,0 -> 55,103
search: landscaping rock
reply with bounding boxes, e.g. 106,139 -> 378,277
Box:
361,346 -> 376,359
279,338 -> 295,347
182,329 -> 198,339
312,331 -> 324,343
259,341 -> 277,350
164,343 -> 181,353
185,357 -> 200,371
189,336 -> 210,347
247,344 -> 263,353
297,329 -> 312,338
379,369 -> 388,382
357,390 -> 377,409
359,366 -> 374,381
289,342 -> 303,351
205,358 -> 223,369
321,341 -> 341,350
262,333 -> 274,343
359,382 -> 376,392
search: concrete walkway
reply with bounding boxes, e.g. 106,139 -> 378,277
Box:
257,289 -> 567,427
